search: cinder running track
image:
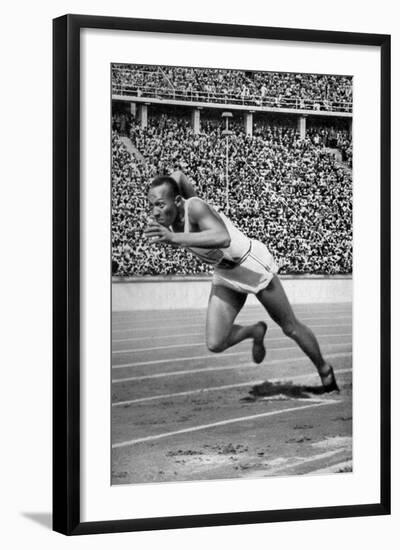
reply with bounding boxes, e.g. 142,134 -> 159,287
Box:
111,302 -> 352,484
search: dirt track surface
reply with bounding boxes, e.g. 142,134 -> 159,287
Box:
111,303 -> 352,484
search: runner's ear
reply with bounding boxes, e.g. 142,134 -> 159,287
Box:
174,194 -> 183,206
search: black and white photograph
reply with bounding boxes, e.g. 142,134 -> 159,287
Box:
111,63 -> 353,485
1,0 -> 395,543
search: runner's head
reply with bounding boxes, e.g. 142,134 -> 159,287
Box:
148,175 -> 182,227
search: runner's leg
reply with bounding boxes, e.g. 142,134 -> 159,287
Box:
206,284 -> 267,363
256,275 -> 334,382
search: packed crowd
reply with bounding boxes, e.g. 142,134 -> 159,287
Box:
112,112 -> 352,276
112,64 -> 353,112
307,121 -> 352,166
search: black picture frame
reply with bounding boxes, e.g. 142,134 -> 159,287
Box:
53,14 -> 391,535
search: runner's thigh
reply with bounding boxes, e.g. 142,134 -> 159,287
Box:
206,284 -> 247,344
256,275 -> 297,327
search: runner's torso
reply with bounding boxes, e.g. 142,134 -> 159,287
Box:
172,197 -> 251,267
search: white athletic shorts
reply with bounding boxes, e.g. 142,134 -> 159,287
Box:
212,239 -> 278,295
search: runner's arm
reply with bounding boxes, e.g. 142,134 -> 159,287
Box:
171,198 -> 230,249
170,171 -> 197,199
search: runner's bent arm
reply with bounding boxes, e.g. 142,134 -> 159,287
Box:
170,170 -> 197,199
145,199 -> 231,248
173,199 -> 230,248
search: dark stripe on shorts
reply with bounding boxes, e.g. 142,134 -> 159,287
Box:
237,242 -> 252,265
249,252 -> 271,272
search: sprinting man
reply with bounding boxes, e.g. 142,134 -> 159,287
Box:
144,171 -> 339,392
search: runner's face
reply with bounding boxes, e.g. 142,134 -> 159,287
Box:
148,183 -> 178,227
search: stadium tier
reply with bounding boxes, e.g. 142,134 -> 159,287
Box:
112,65 -> 352,113
112,108 -> 352,277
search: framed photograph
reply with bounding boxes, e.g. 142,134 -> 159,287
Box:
53,14 -> 390,535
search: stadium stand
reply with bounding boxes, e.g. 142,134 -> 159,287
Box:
112,107 -> 352,277
112,65 -> 352,113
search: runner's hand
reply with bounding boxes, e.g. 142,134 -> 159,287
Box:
144,221 -> 175,244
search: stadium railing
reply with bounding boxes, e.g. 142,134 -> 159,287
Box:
111,84 -> 352,113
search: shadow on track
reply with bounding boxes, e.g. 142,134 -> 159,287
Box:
242,380 -> 336,401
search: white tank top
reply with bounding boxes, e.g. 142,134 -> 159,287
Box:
178,197 -> 251,266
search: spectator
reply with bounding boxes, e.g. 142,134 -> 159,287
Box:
112,64 -> 353,113
112,111 -> 352,277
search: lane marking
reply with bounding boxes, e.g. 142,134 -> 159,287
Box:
112,351 -> 352,383
112,304 -> 351,322
112,309 -> 352,329
112,399 -> 340,449
112,340 -> 352,369
112,315 -> 352,334
113,331 -> 352,354
113,303 -> 350,320
112,323 -> 352,344
113,331 -> 202,343
307,460 -> 352,475
243,449 -> 344,478
112,366 -> 352,406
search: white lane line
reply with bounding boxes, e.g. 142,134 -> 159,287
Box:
112,366 -> 352,406
112,399 -> 340,449
112,311 -> 352,330
112,306 -> 351,327
112,340 -> 352,369
112,315 -> 352,334
113,331 -> 203,343
112,351 -> 352,384
307,460 -> 352,475
112,323 -> 352,344
243,449 -> 345,478
112,331 -> 352,354
113,304 -> 351,321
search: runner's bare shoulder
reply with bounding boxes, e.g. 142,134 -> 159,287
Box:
186,197 -> 227,232
170,170 -> 197,199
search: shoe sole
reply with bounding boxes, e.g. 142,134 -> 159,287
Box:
252,321 -> 267,364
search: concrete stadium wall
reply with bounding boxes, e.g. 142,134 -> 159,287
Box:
112,95 -> 352,118
112,275 -> 352,311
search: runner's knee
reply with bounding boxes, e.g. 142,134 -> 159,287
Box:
207,338 -> 226,353
281,319 -> 298,339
